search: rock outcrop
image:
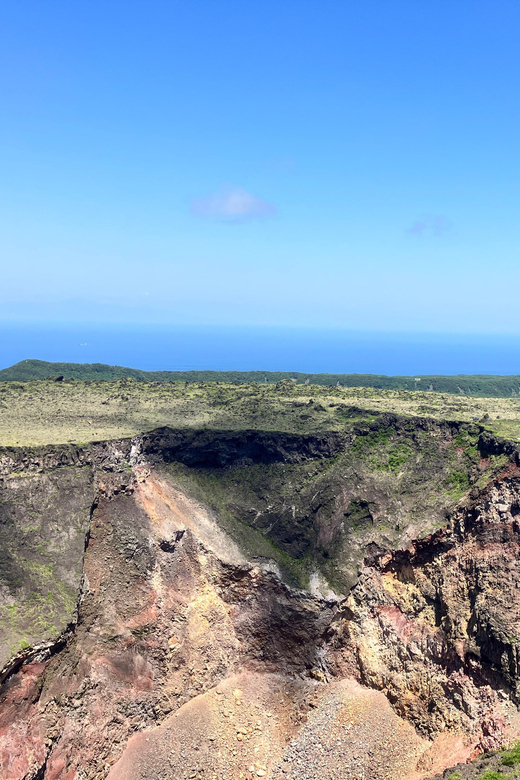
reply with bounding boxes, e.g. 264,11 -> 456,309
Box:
0,424 -> 519,779
331,460 -> 520,751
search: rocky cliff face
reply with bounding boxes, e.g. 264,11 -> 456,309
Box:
331,460 -> 520,746
0,422 -> 519,780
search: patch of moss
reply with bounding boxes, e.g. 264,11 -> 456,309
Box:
477,773 -> 509,780
446,469 -> 471,498
501,742 -> 520,767
386,444 -> 411,471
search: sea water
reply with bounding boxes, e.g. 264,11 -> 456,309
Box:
1,322 -> 520,376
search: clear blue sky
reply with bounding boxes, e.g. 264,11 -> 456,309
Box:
1,1 -> 519,334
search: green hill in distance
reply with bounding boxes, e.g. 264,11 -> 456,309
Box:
2,358 -> 520,397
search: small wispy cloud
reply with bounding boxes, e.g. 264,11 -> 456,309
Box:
191,186 -> 277,223
407,214 -> 452,237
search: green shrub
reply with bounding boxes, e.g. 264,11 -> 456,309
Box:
387,445 -> 410,470
502,740 -> 520,766
446,469 -> 470,494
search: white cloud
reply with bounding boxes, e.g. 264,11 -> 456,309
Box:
191,186 -> 277,223
407,214 -> 452,237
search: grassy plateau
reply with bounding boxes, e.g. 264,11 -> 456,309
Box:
1,376 -> 520,447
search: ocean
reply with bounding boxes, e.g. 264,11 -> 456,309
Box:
1,322 -> 520,376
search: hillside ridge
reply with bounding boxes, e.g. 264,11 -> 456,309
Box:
3,358 -> 520,397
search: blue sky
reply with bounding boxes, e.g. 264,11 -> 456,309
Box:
1,0 -> 519,333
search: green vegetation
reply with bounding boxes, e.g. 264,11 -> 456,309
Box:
446,469 -> 471,497
1,375 -> 520,447
443,742 -> 520,780
3,359 -> 520,398
478,772 -> 509,780
385,443 -> 411,471
501,743 -> 520,767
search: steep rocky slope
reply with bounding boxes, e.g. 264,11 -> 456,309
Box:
1,414 -> 519,780
332,458 -> 520,743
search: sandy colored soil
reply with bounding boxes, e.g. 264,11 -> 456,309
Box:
108,671 -> 429,780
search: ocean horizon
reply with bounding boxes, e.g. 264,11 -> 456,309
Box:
1,322 -> 520,376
